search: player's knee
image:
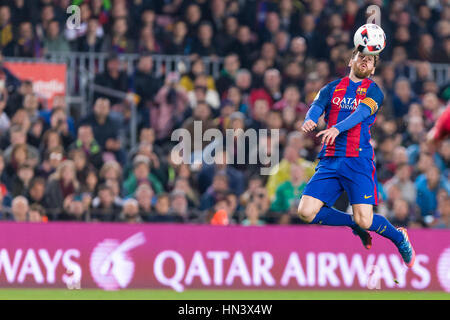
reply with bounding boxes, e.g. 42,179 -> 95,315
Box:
297,202 -> 317,223
354,214 -> 373,230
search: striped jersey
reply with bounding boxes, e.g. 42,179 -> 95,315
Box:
312,76 -> 384,159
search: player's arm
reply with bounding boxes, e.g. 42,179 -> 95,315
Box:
302,84 -> 331,133
317,84 -> 384,145
428,106 -> 450,142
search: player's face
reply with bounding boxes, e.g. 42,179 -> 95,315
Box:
350,52 -> 376,79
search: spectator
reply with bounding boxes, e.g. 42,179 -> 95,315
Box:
229,25 -> 255,68
93,54 -> 128,106
384,163 -> 417,205
392,78 -> 418,120
137,25 -> 161,54
68,124 -> 103,169
432,194 -> 450,229
216,54 -> 240,96
101,17 -> 135,53
389,198 -> 414,228
0,86 -> 10,136
184,3 -> 202,39
90,184 -> 121,222
283,36 -> 307,66
43,20 -> 70,53
12,21 -> 41,57
402,116 -> 425,148
278,0 -> 300,35
11,163 -> 34,197
69,148 -> 91,187
44,160 -> 79,216
191,21 -> 218,57
148,193 -> 181,223
135,183 -> 154,217
208,196 -> 234,225
182,101 -> 216,152
99,161 -> 122,184
164,20 -> 188,55
271,163 -> 307,213
248,98 -> 269,131
266,145 -> 315,200
240,175 -> 264,207
151,72 -> 189,143
199,172 -> 229,211
60,195 -> 87,222
241,201 -> 265,226
173,177 -> 199,209
260,11 -> 280,44
47,107 -> 76,148
81,167 -> 98,200
80,97 -> 124,164
4,125 -> 40,169
197,150 -> 245,196
36,146 -> 64,179
26,176 -> 48,208
0,5 -> 14,55
11,195 -> 28,222
187,74 -> 220,110
119,198 -> 143,223
132,53 -> 162,127
28,203 -> 47,223
123,155 -> 163,197
74,17 -> 104,52
169,189 -> 191,222
415,166 -> 450,218
216,15 -> 239,55
0,151 -> 10,190
273,85 -> 308,117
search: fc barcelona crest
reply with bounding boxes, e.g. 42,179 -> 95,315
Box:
356,87 -> 367,96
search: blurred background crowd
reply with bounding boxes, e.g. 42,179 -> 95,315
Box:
0,0 -> 448,228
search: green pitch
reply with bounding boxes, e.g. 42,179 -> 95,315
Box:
0,289 -> 448,300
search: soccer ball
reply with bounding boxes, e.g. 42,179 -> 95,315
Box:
353,24 -> 386,56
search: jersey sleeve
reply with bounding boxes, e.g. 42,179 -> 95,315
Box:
434,106 -> 450,140
359,82 -> 384,116
304,83 -> 332,123
333,105 -> 371,133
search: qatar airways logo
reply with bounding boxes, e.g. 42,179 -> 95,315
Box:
89,232 -> 146,291
153,251 -> 431,292
332,97 -> 362,111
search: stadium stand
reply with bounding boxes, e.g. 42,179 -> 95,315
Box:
0,0 -> 448,229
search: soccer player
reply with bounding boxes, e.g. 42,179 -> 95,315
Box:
298,49 -> 416,268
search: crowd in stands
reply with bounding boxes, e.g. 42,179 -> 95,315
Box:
0,0 -> 448,228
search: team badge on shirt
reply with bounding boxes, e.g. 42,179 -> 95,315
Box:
356,87 -> 368,95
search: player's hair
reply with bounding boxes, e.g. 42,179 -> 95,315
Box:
351,48 -> 379,67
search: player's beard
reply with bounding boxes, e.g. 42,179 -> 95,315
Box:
352,63 -> 373,79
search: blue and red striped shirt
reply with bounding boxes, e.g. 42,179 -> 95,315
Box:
307,76 -> 384,159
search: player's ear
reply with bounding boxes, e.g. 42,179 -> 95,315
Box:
348,58 -> 353,68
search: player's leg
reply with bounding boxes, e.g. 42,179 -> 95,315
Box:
342,158 -> 416,267
298,157 -> 358,228
352,203 -> 402,242
297,195 -> 325,223
352,203 -> 415,267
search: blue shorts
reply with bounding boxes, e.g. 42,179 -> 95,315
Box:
302,157 -> 379,206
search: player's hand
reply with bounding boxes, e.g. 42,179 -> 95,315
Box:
316,127 -> 340,145
301,120 -> 317,133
